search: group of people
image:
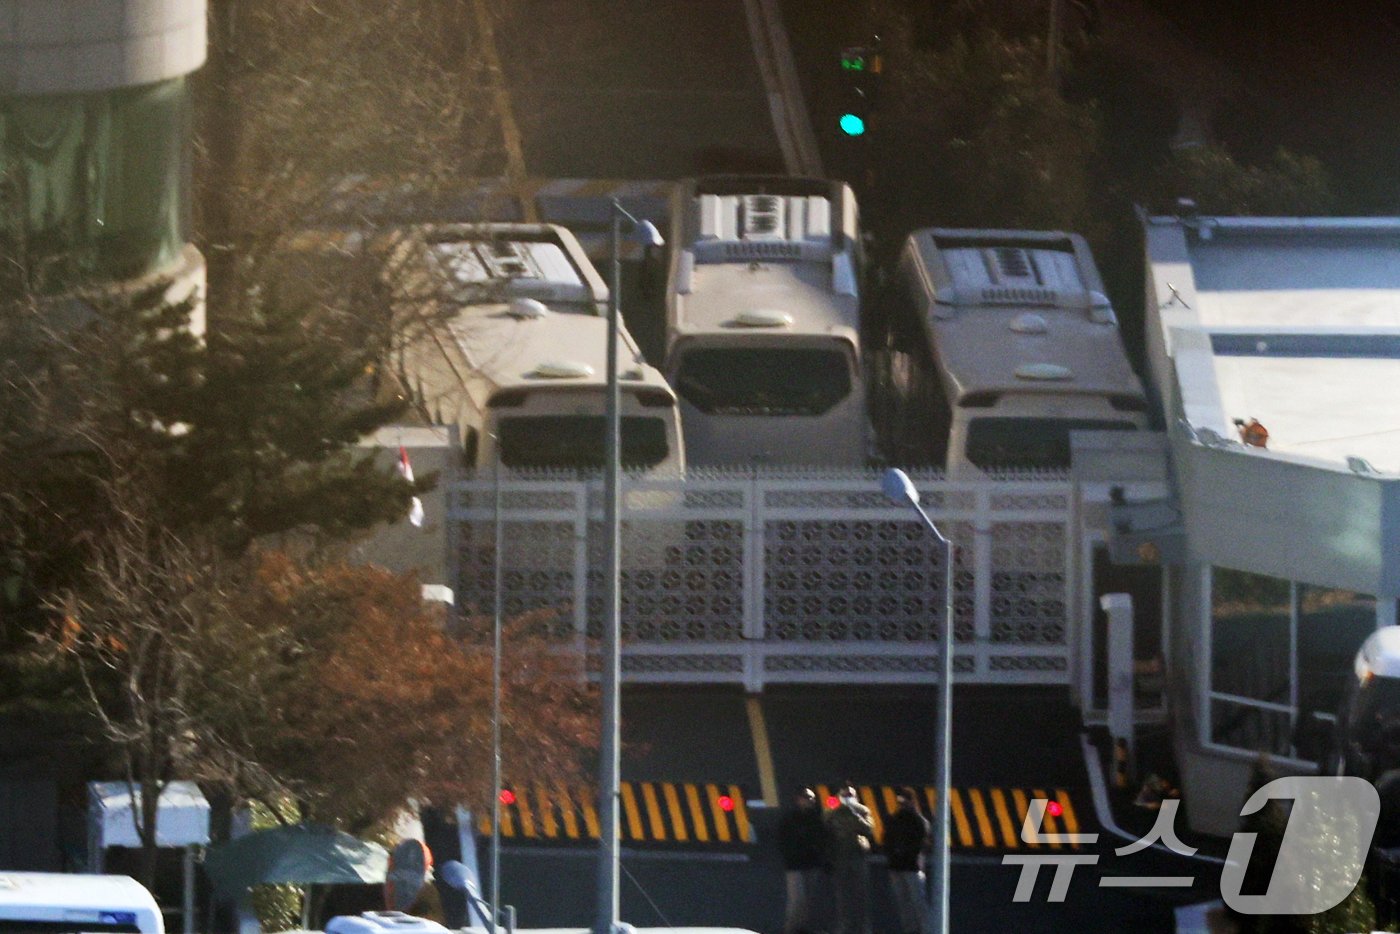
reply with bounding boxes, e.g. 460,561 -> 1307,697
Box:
777,783 -> 932,934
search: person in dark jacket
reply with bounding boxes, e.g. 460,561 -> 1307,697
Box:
884,787 -> 931,934
824,782 -> 875,934
778,786 -> 828,934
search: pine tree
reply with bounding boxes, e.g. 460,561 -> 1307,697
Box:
160,298 -> 414,551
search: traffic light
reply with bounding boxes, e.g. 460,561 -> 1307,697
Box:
839,106 -> 867,138
838,42 -> 883,137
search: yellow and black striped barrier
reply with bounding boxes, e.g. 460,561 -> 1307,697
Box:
479,781 -> 752,846
480,782 -> 1082,850
811,784 -> 1086,851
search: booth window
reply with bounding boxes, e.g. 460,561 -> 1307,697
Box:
1207,566 -> 1376,761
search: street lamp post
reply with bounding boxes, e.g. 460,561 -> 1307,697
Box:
595,200 -> 664,934
491,447 -> 503,934
882,468 -> 953,934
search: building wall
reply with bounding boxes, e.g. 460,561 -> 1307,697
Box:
1,0 -> 206,318
0,0 -> 206,96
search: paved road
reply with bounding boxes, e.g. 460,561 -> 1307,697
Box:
481,685 -> 1197,932
493,0 -> 784,179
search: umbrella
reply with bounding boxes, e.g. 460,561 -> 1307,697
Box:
203,823 -> 389,898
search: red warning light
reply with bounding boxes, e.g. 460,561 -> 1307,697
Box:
1046,800 -> 1063,818
499,789 -> 517,806
825,795 -> 840,809
717,795 -> 736,812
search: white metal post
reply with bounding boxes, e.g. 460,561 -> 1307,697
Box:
1103,593 -> 1136,778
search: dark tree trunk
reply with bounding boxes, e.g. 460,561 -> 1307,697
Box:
138,777 -> 163,891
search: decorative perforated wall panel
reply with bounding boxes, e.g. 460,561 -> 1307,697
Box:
989,521 -> 1067,645
584,519 -> 746,642
764,520 -> 949,641
451,472 -> 1075,686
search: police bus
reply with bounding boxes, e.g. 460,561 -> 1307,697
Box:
0,873 -> 163,932
871,227 -> 1149,476
663,176 -> 871,468
388,224 -> 683,475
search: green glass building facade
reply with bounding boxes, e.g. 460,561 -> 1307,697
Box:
1,0 -> 207,301
2,78 -> 191,290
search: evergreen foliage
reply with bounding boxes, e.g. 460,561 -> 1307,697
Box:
0,278 -> 420,646
1232,758 -> 1382,933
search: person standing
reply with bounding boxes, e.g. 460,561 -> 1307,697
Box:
824,782 -> 875,934
884,787 -> 932,934
778,786 -> 828,934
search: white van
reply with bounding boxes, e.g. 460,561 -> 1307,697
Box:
0,872 -> 163,933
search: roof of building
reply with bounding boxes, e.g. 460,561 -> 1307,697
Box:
1146,216 -> 1400,472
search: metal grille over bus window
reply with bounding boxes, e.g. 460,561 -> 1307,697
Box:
741,194 -> 785,240
723,241 -> 802,261
981,286 -> 1059,305
978,247 -> 1057,305
994,247 -> 1033,279
481,241 -> 534,279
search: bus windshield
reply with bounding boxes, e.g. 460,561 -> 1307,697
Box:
965,417 -> 1136,470
675,346 -> 852,416
498,415 -> 670,469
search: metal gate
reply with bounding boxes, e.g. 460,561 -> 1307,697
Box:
449,470 -> 1075,690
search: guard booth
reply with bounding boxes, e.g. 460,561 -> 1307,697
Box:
1141,212 -> 1400,834
88,781 -> 209,934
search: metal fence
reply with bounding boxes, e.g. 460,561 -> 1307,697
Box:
449,470 -> 1076,690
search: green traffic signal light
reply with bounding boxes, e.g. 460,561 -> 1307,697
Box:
839,113 -> 866,136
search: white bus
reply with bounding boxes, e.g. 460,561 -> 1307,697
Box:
663,176 -> 870,468
0,873 -> 163,933
388,224 -> 684,475
872,228 -> 1149,476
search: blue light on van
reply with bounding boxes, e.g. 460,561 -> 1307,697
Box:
100,912 -> 138,925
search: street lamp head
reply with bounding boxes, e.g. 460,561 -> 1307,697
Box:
612,199 -> 665,249
438,860 -> 470,891
630,219 -> 664,248
882,467 -> 920,506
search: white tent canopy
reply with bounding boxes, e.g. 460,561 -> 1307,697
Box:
88,781 -> 210,852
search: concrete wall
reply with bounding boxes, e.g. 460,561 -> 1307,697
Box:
1172,432 -> 1400,598
0,0 -> 207,96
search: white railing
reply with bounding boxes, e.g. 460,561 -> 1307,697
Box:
449,469 -> 1076,690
